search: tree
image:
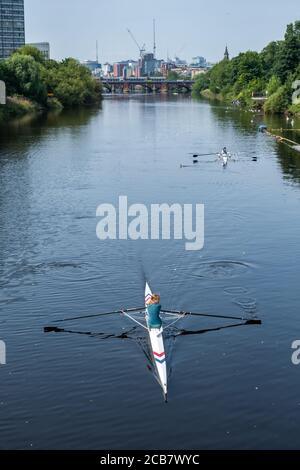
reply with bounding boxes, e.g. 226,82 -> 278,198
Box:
5,53 -> 47,104
192,73 -> 210,95
208,59 -> 232,94
266,76 -> 281,96
261,41 -> 282,77
167,70 -> 180,80
275,23 -> 300,81
15,45 -> 45,64
232,51 -> 263,85
264,85 -> 289,113
44,58 -> 101,106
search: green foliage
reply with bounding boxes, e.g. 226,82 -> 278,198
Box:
232,51 -> 263,84
274,23 -> 300,81
288,102 -> 300,115
0,95 -> 37,120
43,58 -> 101,107
4,53 -> 47,104
266,76 -> 281,96
192,20 -> 300,114
15,45 -> 45,64
261,41 -> 282,78
0,52 -> 102,110
192,73 -> 210,96
167,70 -> 181,80
264,85 -> 289,114
208,59 -> 232,94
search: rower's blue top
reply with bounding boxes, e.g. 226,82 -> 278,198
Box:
147,304 -> 162,329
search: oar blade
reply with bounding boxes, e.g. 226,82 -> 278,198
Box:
245,319 -> 262,325
188,152 -> 217,157
44,326 -> 65,333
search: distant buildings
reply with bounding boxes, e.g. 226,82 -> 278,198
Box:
111,53 -> 163,79
174,56 -> 187,67
81,60 -> 102,76
107,53 -> 212,79
140,53 -> 158,77
27,42 -> 50,59
191,56 -> 207,68
113,60 -> 130,78
0,0 -> 25,59
102,62 -> 113,77
97,50 -> 216,81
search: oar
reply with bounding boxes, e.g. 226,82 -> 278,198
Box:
177,321 -> 253,336
189,153 -> 218,157
161,309 -> 262,325
44,326 -> 136,338
47,307 -> 144,324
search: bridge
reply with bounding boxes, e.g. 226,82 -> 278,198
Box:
100,78 -> 195,94
251,92 -> 267,102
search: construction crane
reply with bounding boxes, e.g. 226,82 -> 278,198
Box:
127,28 -> 146,59
153,19 -> 156,58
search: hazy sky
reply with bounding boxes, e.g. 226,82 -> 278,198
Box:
25,0 -> 300,63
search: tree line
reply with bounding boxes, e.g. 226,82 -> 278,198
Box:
0,46 -> 102,113
193,21 -> 300,114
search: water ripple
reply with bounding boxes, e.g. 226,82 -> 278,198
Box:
189,260 -> 254,280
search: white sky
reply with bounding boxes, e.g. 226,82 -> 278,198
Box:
25,0 -> 300,63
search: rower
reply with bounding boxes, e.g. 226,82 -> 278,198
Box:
147,294 -> 162,329
222,147 -> 228,155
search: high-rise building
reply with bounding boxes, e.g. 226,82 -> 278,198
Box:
0,0 -> 25,59
140,53 -> 157,77
102,63 -> 113,77
191,56 -> 207,68
81,60 -> 101,76
27,42 -> 50,60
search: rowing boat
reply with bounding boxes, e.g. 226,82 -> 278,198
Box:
145,283 -> 168,401
218,151 -> 231,167
45,283 -> 262,401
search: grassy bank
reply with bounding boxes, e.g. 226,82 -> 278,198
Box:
0,96 -> 40,120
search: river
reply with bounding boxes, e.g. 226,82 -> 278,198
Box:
0,96 -> 300,449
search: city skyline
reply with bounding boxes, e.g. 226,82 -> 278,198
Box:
25,0 -> 300,64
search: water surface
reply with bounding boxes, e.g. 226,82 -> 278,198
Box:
0,97 -> 300,449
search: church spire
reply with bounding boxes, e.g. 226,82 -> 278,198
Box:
224,45 -> 229,60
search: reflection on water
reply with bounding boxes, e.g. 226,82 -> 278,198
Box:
0,96 -> 300,450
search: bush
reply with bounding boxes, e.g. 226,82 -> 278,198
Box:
0,52 -> 102,113
4,53 -> 47,104
264,86 -> 289,113
0,95 -> 37,120
288,102 -> 300,115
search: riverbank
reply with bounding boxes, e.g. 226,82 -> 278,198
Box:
0,46 -> 102,122
195,88 -> 300,116
192,21 -> 300,116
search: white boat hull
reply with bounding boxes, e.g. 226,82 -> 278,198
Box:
145,283 -> 167,398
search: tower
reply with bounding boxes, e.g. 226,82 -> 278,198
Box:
224,45 -> 229,61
